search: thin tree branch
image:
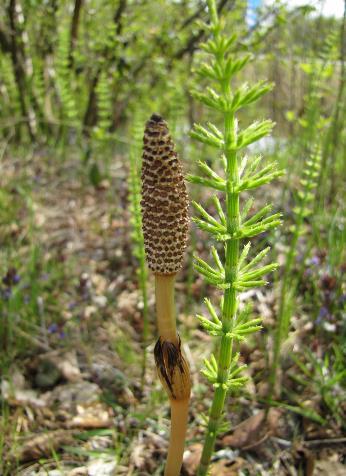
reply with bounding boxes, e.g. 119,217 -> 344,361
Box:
69,0 -> 84,66
82,0 -> 127,132
173,0 -> 231,60
7,0 -> 34,140
0,25 -> 11,53
179,1 -> 205,31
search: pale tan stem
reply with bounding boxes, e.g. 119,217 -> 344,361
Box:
165,398 -> 190,476
154,273 -> 190,476
155,274 -> 178,344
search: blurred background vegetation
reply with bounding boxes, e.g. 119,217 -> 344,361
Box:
0,0 -> 345,475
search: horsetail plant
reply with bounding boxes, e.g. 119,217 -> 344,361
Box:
270,144 -> 322,397
93,70 -> 113,142
55,17 -> 78,126
141,114 -> 191,476
188,2 -> 283,473
128,113 -> 149,388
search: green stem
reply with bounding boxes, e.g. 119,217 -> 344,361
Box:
195,2 -> 279,472
198,95 -> 240,475
269,191 -> 307,397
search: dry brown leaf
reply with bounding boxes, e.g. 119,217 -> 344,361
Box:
69,402 -> 113,428
130,430 -> 167,473
210,457 -> 246,475
222,409 -> 282,450
1,378 -> 46,407
15,429 -> 75,462
131,442 -> 146,469
117,289 -> 140,318
69,468 -> 89,475
314,461 -> 346,476
222,411 -> 265,449
183,443 -> 203,475
51,350 -> 81,382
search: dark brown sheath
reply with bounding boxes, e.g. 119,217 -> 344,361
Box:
154,336 -> 191,400
141,114 -> 189,275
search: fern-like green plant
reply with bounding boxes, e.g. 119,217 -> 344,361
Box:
287,346 -> 346,427
270,144 -> 321,396
0,55 -> 21,130
188,2 -> 283,473
297,31 -> 337,154
128,112 -> 149,386
88,69 -> 114,181
32,57 -> 46,112
55,18 -> 78,125
168,85 -> 185,137
93,70 -> 113,142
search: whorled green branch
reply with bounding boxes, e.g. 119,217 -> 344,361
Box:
189,1 -> 283,474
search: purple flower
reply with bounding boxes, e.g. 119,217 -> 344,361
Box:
2,268 -> 20,287
2,288 -> 12,300
316,307 -> 329,325
48,323 -> 58,334
309,256 -> 320,266
339,294 -> 346,307
48,323 -> 65,339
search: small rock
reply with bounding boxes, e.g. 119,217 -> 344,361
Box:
69,468 -> 88,475
93,295 -> 107,307
35,351 -> 81,388
83,305 -> 97,319
91,362 -> 126,392
48,381 -> 101,411
87,458 -> 117,476
35,359 -> 61,389
323,322 -> 336,332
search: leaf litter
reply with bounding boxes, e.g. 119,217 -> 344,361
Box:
0,152 -> 345,475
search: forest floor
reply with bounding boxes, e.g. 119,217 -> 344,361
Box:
0,148 -> 345,476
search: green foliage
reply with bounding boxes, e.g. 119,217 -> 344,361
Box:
0,244 -> 66,364
270,144 -> 322,396
88,161 -> 103,188
0,55 -> 20,123
127,111 -> 149,386
0,179 -> 67,362
0,0 -> 343,161
55,17 -> 78,124
297,30 -> 337,139
293,144 -> 322,220
167,86 -> 185,137
128,112 -> 146,280
288,347 -> 346,426
0,2 -> 344,472
189,2 -> 282,473
88,70 -> 114,183
93,70 -> 113,142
